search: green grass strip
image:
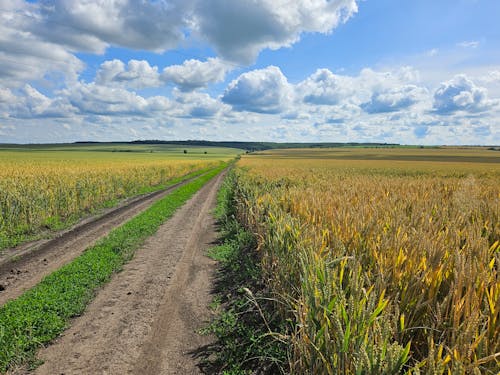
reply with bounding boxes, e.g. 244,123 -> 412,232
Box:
134,161 -> 225,195
0,164 -> 226,372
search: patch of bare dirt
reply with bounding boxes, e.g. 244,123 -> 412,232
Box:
31,172 -> 224,374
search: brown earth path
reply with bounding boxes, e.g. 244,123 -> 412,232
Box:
0,173 -> 207,306
31,171 -> 224,375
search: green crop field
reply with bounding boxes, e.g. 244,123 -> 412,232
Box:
0,142 -> 242,159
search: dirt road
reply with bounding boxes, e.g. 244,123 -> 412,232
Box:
31,171 -> 224,374
0,174 -> 204,306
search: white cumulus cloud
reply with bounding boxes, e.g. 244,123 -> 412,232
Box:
0,1 -> 84,86
222,66 -> 292,114
32,0 -> 191,53
433,75 -> 494,114
162,58 -> 232,92
1,85 -> 77,118
96,60 -> 161,89
296,66 -> 428,115
174,90 -> 228,118
0,0 -> 360,89
193,0 -> 358,63
457,41 -> 480,49
298,69 -> 355,106
361,85 -> 428,113
64,83 -> 153,116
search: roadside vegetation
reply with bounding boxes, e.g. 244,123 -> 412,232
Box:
205,173 -> 289,374
218,148 -> 499,374
0,144 -> 238,250
0,164 -> 226,372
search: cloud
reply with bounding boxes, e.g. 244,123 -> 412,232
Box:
433,75 -> 494,114
1,81 -> 181,119
0,0 -> 189,87
472,125 -> 491,136
298,69 -> 354,105
326,117 -> 344,124
95,57 -> 233,91
222,66 -> 292,114
31,0 -> 191,53
161,58 -> 232,91
296,66 -> 427,114
0,87 -> 20,118
96,60 -> 161,89
18,85 -> 52,117
457,41 -> 480,49
174,90 -> 228,118
478,70 -> 500,84
0,87 -> 16,105
357,67 -> 421,94
1,0 -> 359,89
64,83 -> 152,116
361,85 -> 427,113
1,81 -> 230,121
281,111 -> 311,120
1,85 -> 77,118
146,96 -> 174,113
0,1 -> 84,86
193,0 -> 358,63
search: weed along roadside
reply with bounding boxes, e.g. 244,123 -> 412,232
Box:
0,164 -> 226,373
203,171 -> 289,374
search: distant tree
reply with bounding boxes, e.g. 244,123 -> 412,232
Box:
183,149 -> 187,154
204,151 -> 207,154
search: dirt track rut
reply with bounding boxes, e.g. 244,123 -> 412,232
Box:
0,174 -> 202,306
32,171 -> 224,374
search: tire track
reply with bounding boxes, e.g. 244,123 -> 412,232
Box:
0,172 -> 209,306
32,171 -> 224,374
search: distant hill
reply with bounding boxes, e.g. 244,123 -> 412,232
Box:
126,140 -> 400,151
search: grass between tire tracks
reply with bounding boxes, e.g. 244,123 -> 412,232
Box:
0,164 -> 226,373
203,171 -> 289,375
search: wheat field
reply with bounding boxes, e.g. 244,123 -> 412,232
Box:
233,147 -> 500,374
0,144 -> 236,250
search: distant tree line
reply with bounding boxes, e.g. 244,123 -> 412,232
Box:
129,140 -> 400,151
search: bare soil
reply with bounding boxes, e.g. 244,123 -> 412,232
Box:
0,175 -> 202,306
29,171 -> 224,374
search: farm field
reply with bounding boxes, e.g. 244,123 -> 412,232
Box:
0,143 -> 240,250
231,147 -> 500,374
0,165 -> 227,373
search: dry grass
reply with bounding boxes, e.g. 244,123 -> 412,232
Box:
233,147 -> 500,374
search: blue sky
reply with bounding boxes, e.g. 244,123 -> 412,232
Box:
0,0 -> 499,144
